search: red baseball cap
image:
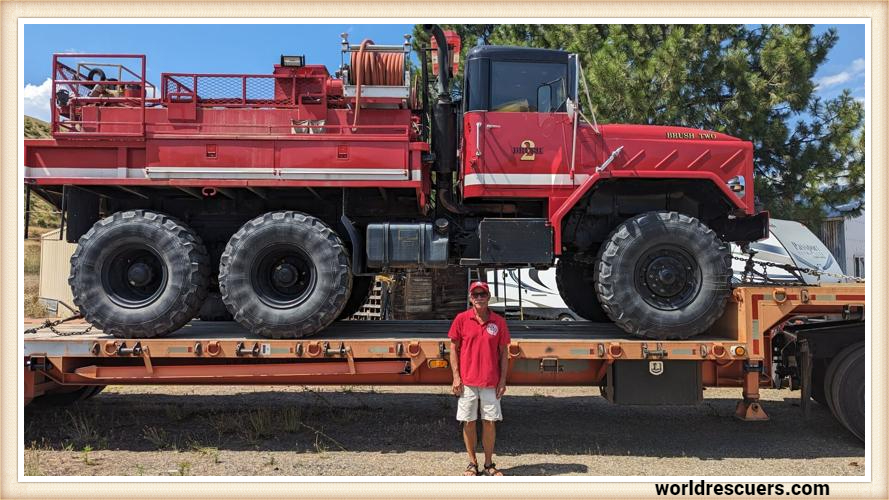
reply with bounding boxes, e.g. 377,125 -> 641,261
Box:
468,281 -> 490,293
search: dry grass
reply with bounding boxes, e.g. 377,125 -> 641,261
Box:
143,426 -> 176,451
61,410 -> 100,449
24,275 -> 47,318
24,448 -> 43,476
23,385 -> 865,477
24,238 -> 42,274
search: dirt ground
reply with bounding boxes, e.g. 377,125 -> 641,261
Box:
23,385 -> 864,477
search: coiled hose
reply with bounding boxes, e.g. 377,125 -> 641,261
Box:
350,39 -> 404,130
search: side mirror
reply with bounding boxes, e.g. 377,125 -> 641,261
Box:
537,84 -> 552,113
566,97 -> 576,118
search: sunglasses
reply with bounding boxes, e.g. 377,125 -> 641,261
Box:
471,292 -> 489,298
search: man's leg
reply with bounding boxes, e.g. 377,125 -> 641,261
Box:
479,387 -> 504,475
456,386 -> 480,473
463,420 -> 478,465
481,419 -> 496,466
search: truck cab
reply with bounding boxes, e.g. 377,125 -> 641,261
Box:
461,46 -> 582,200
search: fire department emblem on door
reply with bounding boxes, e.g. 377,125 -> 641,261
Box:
513,139 -> 542,161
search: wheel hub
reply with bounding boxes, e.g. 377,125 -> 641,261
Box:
252,245 -> 316,308
127,262 -> 154,287
101,246 -> 167,308
635,246 -> 700,310
647,256 -> 687,297
273,263 -> 299,288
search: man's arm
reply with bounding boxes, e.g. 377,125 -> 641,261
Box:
450,339 -> 463,396
496,344 -> 508,399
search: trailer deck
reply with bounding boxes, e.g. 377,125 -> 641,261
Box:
23,284 -> 865,423
26,319 -> 732,342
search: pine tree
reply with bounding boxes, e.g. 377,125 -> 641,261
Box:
412,24 -> 865,229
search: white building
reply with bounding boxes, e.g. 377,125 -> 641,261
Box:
819,204 -> 865,278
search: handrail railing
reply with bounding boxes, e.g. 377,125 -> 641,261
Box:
52,54 -> 150,138
146,121 -> 409,138
160,72 -> 326,108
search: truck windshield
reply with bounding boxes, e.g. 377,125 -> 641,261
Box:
490,61 -> 567,112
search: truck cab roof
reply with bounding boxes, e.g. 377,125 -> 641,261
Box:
466,45 -> 571,63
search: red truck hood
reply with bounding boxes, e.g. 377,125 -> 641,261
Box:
597,123 -> 742,142
576,122 -> 755,215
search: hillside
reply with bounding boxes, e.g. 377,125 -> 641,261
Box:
24,115 -> 52,138
24,115 -> 59,228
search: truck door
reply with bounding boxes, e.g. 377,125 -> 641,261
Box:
464,59 -> 575,193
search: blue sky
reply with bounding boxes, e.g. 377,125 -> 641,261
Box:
22,23 -> 865,121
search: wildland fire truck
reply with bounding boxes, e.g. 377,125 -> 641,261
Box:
24,26 -> 865,440
25,26 -> 769,340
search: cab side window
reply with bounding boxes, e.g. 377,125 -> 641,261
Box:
490,61 -> 567,112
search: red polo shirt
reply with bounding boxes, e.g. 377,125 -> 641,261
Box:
448,308 -> 511,388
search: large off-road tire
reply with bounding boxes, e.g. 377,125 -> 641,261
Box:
338,276 -> 375,319
219,211 -> 351,338
595,211 -> 731,339
824,342 -> 865,441
69,210 -> 210,338
555,256 -> 609,322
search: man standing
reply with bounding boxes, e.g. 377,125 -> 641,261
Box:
448,281 -> 510,476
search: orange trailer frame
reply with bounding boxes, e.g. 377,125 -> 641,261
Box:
23,284 -> 865,421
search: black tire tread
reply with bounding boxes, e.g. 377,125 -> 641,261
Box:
219,211 -> 351,339
825,341 -> 865,441
596,211 -> 731,340
823,341 -> 860,423
69,210 -> 210,338
555,257 -> 609,322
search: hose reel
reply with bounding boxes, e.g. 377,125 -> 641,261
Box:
349,39 -> 406,130
348,40 -> 405,86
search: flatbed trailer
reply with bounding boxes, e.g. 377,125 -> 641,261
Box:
23,284 -> 866,438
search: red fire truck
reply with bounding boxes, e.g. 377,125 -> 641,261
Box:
24,26 -> 768,340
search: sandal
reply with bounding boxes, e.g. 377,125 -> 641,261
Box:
483,463 -> 504,476
463,462 -> 479,476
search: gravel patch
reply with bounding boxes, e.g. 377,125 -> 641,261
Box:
24,385 -> 864,477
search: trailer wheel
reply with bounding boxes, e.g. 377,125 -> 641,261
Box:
69,210 -> 210,338
824,342 -> 865,441
823,343 -> 857,421
338,276 -> 375,320
555,256 -> 609,322
219,211 -> 351,338
595,211 -> 731,339
32,385 -> 106,407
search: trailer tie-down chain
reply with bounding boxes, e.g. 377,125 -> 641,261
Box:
733,249 -> 864,286
23,313 -> 94,336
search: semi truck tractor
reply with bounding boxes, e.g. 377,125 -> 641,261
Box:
24,25 -> 768,340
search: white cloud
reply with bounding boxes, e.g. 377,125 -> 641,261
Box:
816,72 -> 852,89
815,58 -> 865,91
23,77 -> 53,122
850,58 -> 865,73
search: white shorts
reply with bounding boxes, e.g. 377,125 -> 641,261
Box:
456,385 -> 502,422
